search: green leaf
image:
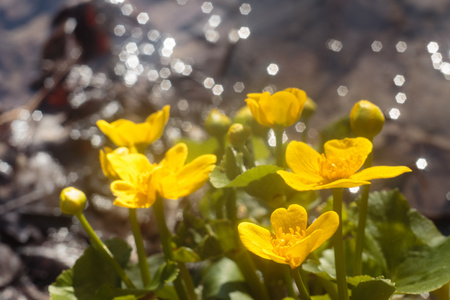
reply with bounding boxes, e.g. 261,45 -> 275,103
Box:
146,260 -> 179,290
311,296 -> 331,300
72,238 -> 132,300
210,166 -> 232,188
362,190 -> 450,294
173,247 -> 201,263
49,269 -> 77,300
349,277 -> 395,300
227,165 -> 282,188
229,291 -> 254,300
201,257 -> 249,300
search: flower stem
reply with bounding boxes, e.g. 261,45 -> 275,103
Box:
353,148 -> 374,276
153,196 -> 196,300
274,128 -> 285,167
75,212 -> 135,289
129,208 -> 151,287
232,249 -> 271,300
291,267 -> 311,300
332,188 -> 349,300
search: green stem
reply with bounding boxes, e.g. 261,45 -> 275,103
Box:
153,196 -> 196,300
233,250 -> 271,300
353,148 -> 374,276
332,188 -> 349,300
291,267 -> 311,300
316,276 -> 339,300
274,128 -> 285,168
75,213 -> 136,289
129,208 -> 151,287
225,188 -> 238,224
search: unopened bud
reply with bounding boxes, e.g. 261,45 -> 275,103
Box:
234,106 -> 268,137
60,187 -> 87,215
350,100 -> 385,139
301,97 -> 317,122
205,109 -> 231,137
227,123 -> 251,148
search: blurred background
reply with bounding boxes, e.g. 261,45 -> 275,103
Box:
0,0 -> 449,298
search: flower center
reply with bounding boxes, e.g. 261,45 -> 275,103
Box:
136,172 -> 151,195
317,154 -> 358,182
271,226 -> 306,261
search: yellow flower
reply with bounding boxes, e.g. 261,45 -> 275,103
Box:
99,147 -> 129,180
97,105 -> 170,151
238,204 -> 339,269
277,137 -> 411,191
246,88 -> 307,128
107,143 -> 216,208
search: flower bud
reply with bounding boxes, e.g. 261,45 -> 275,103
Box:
301,97 -> 317,122
350,100 -> 385,139
227,123 -> 251,148
234,106 -> 269,137
205,109 -> 231,137
60,187 -> 87,215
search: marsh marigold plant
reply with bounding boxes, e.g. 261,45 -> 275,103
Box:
97,105 -> 170,152
277,137 -> 411,191
238,204 -> 339,269
107,143 -> 216,208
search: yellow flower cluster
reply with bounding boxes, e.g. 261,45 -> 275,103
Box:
97,105 -> 216,209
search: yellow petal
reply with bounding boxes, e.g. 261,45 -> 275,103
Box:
246,96 -> 271,127
107,153 -> 154,183
97,120 -> 128,146
259,91 -> 300,127
311,178 -> 371,190
277,171 -> 321,191
144,105 -> 170,144
111,180 -> 141,208
151,166 -> 179,200
238,222 -> 274,260
262,248 -> 289,265
324,138 -> 372,174
284,141 -> 322,181
305,211 -> 339,252
176,154 -> 217,198
351,166 -> 412,182
271,204 -> 308,238
159,143 -> 188,172
286,229 -> 323,268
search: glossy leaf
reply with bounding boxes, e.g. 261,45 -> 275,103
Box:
201,257 -> 249,299
361,190 -> 450,294
173,246 -> 201,263
349,276 -> 395,300
72,238 -> 132,300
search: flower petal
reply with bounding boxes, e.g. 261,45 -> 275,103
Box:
262,248 -> 289,265
324,138 -> 372,174
286,229 -> 323,268
271,204 -> 308,238
111,180 -> 149,208
144,105 -> 170,144
151,166 -> 178,200
238,222 -> 274,260
159,143 -> 188,172
246,94 -> 271,127
277,170 -> 322,191
350,165 -> 412,182
284,141 -> 322,181
305,211 -> 339,252
107,153 -> 154,183
311,178 -> 371,190
259,91 -> 300,127
176,154 -> 217,198
97,120 -> 128,146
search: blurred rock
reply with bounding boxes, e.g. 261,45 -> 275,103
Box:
0,243 -> 22,288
